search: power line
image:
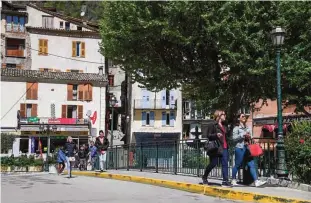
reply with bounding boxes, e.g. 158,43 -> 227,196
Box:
0,83 -> 35,121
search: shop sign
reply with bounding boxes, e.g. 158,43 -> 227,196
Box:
48,118 -> 87,125
27,117 -> 39,123
21,131 -> 89,136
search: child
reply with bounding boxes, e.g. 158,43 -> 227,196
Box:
57,147 -> 66,174
78,145 -> 87,171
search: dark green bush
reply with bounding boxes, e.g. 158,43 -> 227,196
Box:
284,121 -> 311,184
182,149 -> 209,169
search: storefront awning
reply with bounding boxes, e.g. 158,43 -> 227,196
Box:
262,124 -> 287,132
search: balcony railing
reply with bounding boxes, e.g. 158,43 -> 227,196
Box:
6,23 -> 25,33
6,49 -> 25,57
134,99 -> 176,109
19,117 -> 90,125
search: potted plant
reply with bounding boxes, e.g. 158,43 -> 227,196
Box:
0,156 -> 13,172
13,155 -> 29,172
28,155 -> 44,172
48,154 -> 58,174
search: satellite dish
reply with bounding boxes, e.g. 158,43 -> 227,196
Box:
80,5 -> 87,17
86,110 -> 92,117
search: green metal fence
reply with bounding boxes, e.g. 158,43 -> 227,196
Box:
105,138 -> 277,181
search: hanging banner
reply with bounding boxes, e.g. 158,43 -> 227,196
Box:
31,137 -> 35,153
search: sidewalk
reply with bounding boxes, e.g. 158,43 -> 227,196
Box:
70,170 -> 311,203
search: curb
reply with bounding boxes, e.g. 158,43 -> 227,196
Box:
68,171 -> 311,203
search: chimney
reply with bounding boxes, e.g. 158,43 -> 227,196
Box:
98,66 -> 103,75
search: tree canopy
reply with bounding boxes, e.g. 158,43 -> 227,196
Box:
99,1 -> 311,117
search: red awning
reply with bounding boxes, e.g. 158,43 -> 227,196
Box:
262,124 -> 287,132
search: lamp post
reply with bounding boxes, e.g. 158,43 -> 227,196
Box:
109,95 -> 117,147
271,26 -> 288,178
39,123 -> 57,172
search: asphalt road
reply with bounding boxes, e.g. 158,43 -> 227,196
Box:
1,174 -> 240,203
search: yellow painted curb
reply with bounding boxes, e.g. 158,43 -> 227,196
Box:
66,171 -> 311,203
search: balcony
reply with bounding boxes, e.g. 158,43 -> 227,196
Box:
6,49 -> 25,57
6,23 -> 25,33
6,38 -> 26,58
134,99 -> 177,110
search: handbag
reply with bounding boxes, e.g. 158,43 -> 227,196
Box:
204,140 -> 220,154
248,144 -> 263,157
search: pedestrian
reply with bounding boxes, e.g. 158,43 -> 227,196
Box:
78,145 -> 87,171
64,136 -> 77,177
89,141 -> 97,170
56,146 -> 66,174
231,114 -> 267,187
202,110 -> 232,187
95,130 -> 109,172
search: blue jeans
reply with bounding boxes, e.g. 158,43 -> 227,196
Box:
232,146 -> 257,180
203,149 -> 229,182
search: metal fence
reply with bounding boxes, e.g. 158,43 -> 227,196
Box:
104,138 -> 277,181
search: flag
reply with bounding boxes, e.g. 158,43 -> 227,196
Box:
38,139 -> 43,158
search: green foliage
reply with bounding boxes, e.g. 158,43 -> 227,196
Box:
1,133 -> 15,153
1,155 -> 44,167
182,150 -> 209,169
284,121 -> 311,184
100,1 -> 311,117
39,1 -> 104,22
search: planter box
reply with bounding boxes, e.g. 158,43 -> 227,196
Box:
0,166 -> 11,172
13,167 -> 27,172
28,166 -> 43,172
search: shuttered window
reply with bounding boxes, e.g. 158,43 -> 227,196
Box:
26,82 -> 38,100
84,84 -> 93,101
20,103 -> 37,117
38,39 -> 48,55
108,75 -> 114,86
72,41 -> 85,57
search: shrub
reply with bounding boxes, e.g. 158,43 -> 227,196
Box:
0,133 -> 15,153
182,149 -> 209,169
284,121 -> 311,184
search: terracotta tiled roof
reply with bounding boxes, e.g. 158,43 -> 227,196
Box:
26,26 -> 100,38
27,3 -> 99,31
1,68 -> 107,84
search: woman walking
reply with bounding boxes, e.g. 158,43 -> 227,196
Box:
95,130 -> 109,172
202,110 -> 232,187
64,136 -> 77,178
231,114 -> 266,187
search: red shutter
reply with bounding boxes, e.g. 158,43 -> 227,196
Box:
61,105 -> 67,118
78,105 -> 83,119
31,104 -> 38,117
67,84 -> 73,101
20,103 -> 26,117
33,83 -> 38,100
78,84 -> 84,101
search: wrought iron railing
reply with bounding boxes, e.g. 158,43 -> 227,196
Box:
103,138 -> 278,181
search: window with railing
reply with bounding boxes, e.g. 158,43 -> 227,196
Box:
67,84 -> 92,101
6,38 -> 25,57
6,15 -> 25,32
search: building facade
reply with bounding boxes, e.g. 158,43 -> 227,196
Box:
1,2 -> 107,156
106,63 -> 126,146
130,83 -> 183,144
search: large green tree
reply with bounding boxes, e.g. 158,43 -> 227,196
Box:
99,1 -> 311,118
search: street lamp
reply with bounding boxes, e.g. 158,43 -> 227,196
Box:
271,26 -> 288,178
39,123 -> 57,172
109,95 -> 117,147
